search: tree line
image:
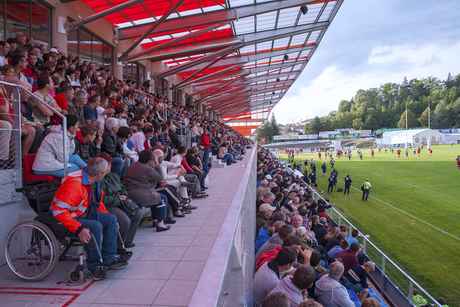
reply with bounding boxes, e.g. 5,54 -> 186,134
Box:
257,115 -> 280,143
304,73 -> 460,134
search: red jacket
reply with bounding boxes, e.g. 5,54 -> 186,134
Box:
50,173 -> 108,233
200,133 -> 211,149
255,245 -> 282,271
181,158 -> 193,173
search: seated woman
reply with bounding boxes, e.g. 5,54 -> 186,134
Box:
99,153 -> 142,249
32,114 -> 86,177
123,150 -> 170,232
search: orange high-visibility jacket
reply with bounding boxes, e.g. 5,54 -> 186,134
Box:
50,174 -> 108,233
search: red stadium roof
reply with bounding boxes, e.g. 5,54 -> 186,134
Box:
77,0 -> 343,120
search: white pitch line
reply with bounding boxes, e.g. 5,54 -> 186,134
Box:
350,186 -> 460,243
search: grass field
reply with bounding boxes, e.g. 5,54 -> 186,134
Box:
280,145 -> 460,305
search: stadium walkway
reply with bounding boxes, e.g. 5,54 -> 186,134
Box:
0,149 -> 254,307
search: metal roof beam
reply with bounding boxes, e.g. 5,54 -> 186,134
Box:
247,61 -> 303,74
158,43 -> 243,79
180,45 -> 311,72
67,0 -> 144,31
158,21 -> 326,78
180,65 -> 241,88
120,0 -> 186,60
119,0 -> 326,40
126,23 -> 226,61
247,70 -> 301,84
129,37 -> 240,62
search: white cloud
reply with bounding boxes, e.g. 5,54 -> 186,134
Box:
272,41 -> 460,124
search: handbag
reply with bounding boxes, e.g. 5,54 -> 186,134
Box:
120,198 -> 140,217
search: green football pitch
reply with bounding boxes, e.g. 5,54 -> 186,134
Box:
280,144 -> 460,305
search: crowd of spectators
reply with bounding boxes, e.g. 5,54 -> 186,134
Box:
0,32 -> 251,280
254,147 -> 385,307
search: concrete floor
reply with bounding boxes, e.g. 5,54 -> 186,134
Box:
0,152 -> 252,307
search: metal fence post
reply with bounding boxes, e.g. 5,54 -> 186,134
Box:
408,281 -> 414,302
62,116 -> 67,177
381,254 -> 386,274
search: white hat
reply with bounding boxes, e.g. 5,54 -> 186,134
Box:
49,48 -> 59,54
265,174 -> 272,180
259,203 -> 275,214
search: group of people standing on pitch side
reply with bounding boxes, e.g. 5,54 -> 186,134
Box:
305,159 -> 372,201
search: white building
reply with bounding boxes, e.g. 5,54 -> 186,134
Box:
440,133 -> 460,145
380,129 -> 442,147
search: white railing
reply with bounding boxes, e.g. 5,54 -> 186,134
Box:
302,177 -> 442,307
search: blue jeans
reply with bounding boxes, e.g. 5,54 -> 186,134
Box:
34,154 -> 87,177
222,153 -> 235,165
78,212 -> 118,271
202,148 -> 210,174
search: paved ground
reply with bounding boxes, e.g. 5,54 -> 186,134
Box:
0,151 -> 252,307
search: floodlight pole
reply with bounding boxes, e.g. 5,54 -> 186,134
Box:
428,102 -> 431,129
405,99 -> 408,149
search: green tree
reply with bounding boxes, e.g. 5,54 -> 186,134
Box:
311,117 -> 322,135
270,114 -> 280,136
397,109 -> 418,129
418,107 -> 430,127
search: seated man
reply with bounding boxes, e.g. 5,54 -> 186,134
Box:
254,247 -> 297,306
50,157 -> 127,280
268,265 -> 316,307
315,261 -> 354,307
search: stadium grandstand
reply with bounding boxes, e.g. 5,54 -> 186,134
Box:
0,0 -> 446,307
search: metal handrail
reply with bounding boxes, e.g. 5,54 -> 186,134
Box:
0,80 -> 68,178
300,175 -> 442,307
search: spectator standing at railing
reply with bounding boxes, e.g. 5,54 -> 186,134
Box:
200,126 -> 211,174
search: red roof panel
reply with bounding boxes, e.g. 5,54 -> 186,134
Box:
81,0 -> 226,25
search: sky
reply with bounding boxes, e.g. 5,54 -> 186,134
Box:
272,0 -> 460,124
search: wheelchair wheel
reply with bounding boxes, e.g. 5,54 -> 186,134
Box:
5,220 -> 60,281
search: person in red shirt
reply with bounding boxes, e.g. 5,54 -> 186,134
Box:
200,126 -> 211,174
54,83 -> 74,112
336,242 -> 360,271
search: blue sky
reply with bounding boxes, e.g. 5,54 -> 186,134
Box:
272,0 -> 460,124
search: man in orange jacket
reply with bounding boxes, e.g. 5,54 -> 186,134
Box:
51,157 -> 127,280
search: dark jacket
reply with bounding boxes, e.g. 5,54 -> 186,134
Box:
124,161 -> 162,206
101,172 -> 127,208
101,131 -> 123,158
75,139 -> 100,162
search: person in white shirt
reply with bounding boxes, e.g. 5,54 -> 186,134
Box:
153,149 -> 190,201
129,125 -> 154,152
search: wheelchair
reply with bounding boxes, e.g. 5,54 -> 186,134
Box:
5,181 -> 86,281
